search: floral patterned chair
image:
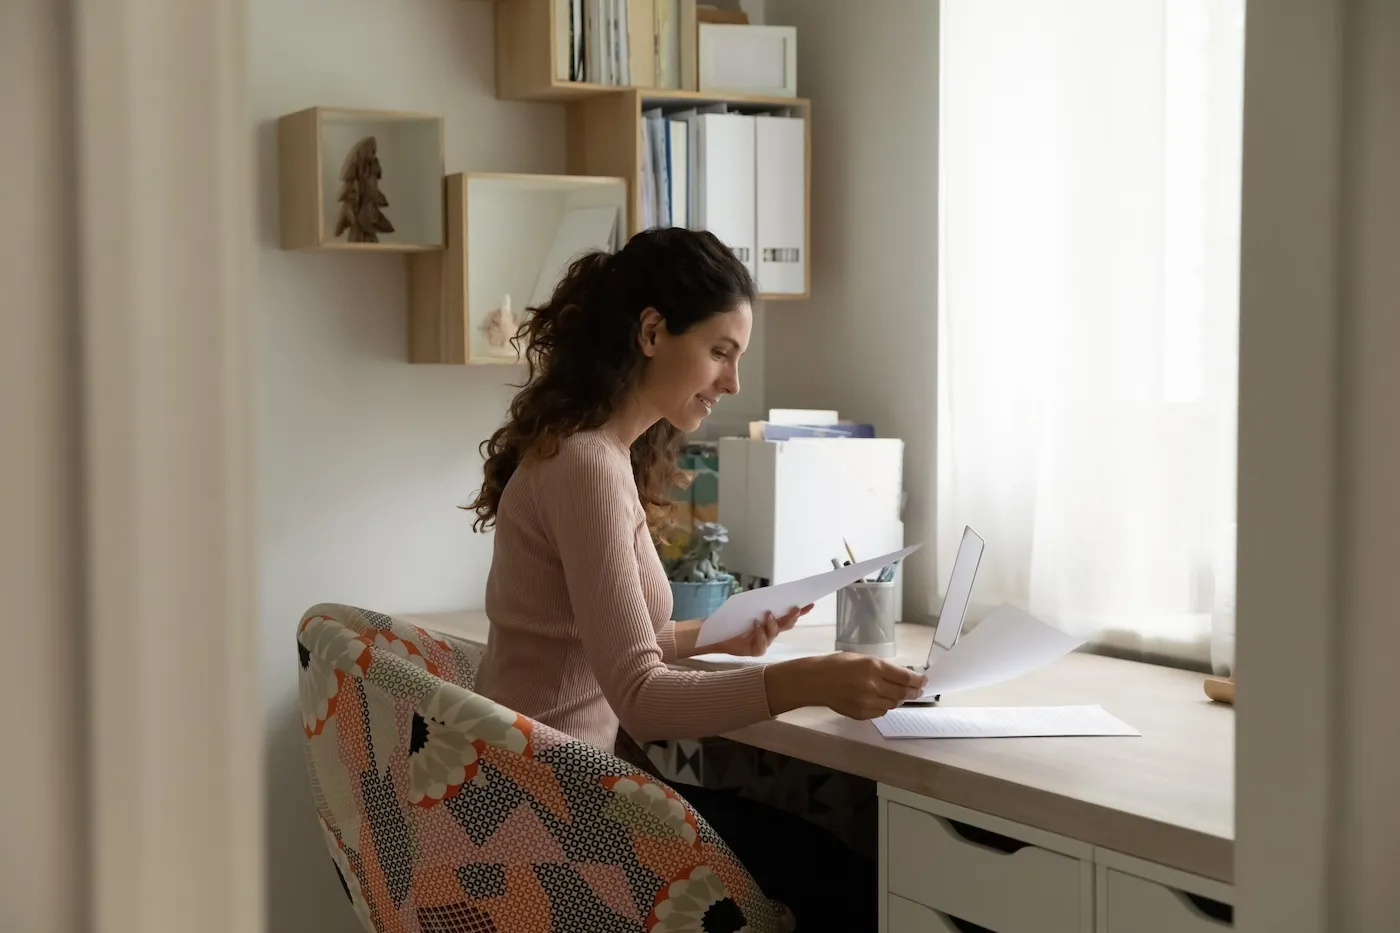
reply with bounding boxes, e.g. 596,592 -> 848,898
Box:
297,603 -> 795,933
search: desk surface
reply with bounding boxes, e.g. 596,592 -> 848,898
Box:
415,611 -> 1234,883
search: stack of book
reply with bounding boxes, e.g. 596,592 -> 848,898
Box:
555,0 -> 695,89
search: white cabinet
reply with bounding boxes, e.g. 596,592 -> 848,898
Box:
880,786 -> 1093,933
879,786 -> 1234,933
1096,851 -> 1234,933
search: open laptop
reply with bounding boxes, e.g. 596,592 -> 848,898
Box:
907,525 -> 985,679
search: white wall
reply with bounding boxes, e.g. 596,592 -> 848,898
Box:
761,0 -> 940,621
252,2 -> 562,929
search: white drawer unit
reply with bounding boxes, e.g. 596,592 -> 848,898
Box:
880,786 -> 1093,933
1095,850 -> 1234,933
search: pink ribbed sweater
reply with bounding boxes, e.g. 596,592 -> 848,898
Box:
475,430 -> 773,751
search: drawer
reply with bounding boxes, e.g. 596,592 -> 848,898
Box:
1099,868 -> 1233,933
888,893 -> 999,932
885,800 -> 1087,933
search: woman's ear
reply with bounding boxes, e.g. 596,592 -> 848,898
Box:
637,307 -> 664,358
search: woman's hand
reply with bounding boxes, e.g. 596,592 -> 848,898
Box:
816,654 -> 928,719
707,603 -> 813,657
764,653 -> 928,720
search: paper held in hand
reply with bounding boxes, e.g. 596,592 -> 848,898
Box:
693,544 -> 923,649
912,602 -> 1087,699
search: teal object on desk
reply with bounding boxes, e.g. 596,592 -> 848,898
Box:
669,576 -> 733,621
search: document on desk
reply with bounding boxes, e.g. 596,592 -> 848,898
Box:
915,602 -> 1086,699
689,643 -> 833,666
873,705 -> 1141,739
694,543 -> 923,648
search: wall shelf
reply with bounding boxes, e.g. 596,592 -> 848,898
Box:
493,0 -> 812,300
407,172 -> 627,364
277,107 -> 446,252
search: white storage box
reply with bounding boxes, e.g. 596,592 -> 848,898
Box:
717,437 -> 904,626
697,24 -> 799,98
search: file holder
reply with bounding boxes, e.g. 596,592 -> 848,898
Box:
835,580 -> 897,658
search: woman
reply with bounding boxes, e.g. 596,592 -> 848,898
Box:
469,227 -> 926,932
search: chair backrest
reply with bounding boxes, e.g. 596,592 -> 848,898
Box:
297,603 -> 795,933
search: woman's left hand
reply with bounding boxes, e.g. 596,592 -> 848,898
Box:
709,603 -> 814,657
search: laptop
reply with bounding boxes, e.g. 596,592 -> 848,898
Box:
909,525 -> 985,676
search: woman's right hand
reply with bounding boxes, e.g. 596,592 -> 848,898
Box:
817,654 -> 928,719
765,653 -> 928,720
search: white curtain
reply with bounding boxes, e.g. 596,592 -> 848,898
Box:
935,0 -> 1244,669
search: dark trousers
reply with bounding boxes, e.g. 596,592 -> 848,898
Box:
681,784 -> 878,933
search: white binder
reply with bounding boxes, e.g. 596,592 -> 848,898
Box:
667,118 -> 689,229
695,113 -> 757,279
755,116 -> 806,295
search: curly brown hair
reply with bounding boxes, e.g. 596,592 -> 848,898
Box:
466,227 -> 756,533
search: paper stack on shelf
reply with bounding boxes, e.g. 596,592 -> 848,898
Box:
748,408 -> 875,440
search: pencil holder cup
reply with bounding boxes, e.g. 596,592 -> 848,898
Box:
835,581 -> 898,658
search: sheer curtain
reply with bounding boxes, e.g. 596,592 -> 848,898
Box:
935,0 -> 1244,668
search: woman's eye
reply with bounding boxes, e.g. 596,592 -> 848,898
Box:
712,350 -> 728,361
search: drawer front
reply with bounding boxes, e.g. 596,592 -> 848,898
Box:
1100,869 -> 1233,933
886,801 -> 1085,933
888,894 -> 971,933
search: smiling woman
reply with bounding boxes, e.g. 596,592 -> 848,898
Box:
465,226 -> 921,932
467,227 -> 755,533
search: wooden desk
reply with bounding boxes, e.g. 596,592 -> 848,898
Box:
416,611 -> 1236,930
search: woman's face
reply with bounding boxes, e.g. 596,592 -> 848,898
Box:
638,302 -> 752,433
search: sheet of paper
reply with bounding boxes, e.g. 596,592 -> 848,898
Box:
916,602 -> 1085,698
873,705 -> 1141,739
694,544 -> 923,648
528,206 -> 621,307
689,643 -> 834,666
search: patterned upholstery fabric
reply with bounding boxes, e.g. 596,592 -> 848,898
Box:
297,603 -> 795,933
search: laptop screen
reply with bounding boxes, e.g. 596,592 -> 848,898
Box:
931,526 -> 985,655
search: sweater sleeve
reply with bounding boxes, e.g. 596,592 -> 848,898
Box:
655,620 -> 679,663
535,438 -> 773,743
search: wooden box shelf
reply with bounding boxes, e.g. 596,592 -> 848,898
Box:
277,107 -> 445,252
407,172 -> 627,364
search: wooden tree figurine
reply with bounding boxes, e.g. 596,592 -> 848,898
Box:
334,136 -> 395,243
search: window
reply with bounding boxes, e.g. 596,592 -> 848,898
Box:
934,0 -> 1245,668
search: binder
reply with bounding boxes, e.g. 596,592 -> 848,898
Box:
696,112 -> 756,278
627,0 -> 655,88
667,118 -> 689,229
755,116 -> 806,295
554,0 -> 573,80
645,109 -> 669,226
